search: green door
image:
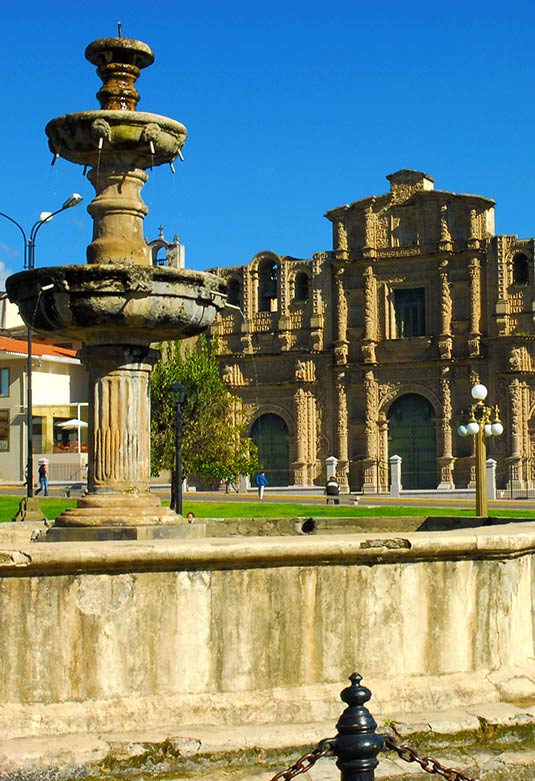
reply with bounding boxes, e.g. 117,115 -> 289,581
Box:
251,414 -> 290,487
388,395 -> 436,490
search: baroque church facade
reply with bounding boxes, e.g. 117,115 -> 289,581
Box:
207,170 -> 535,492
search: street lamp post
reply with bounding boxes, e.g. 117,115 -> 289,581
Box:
171,382 -> 187,515
457,383 -> 504,517
0,194 -> 83,519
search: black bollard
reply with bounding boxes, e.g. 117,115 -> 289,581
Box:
333,673 -> 384,781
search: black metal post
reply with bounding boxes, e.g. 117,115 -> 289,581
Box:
175,399 -> 183,515
26,237 -> 36,499
171,382 -> 187,515
333,673 -> 384,781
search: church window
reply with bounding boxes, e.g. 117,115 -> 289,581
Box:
294,272 -> 309,301
394,288 -> 426,338
513,253 -> 529,286
258,259 -> 279,312
227,277 -> 241,307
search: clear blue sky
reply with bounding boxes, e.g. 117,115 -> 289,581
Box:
0,0 -> 533,285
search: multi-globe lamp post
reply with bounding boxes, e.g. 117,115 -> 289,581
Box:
457,383 -> 504,517
0,194 -> 83,517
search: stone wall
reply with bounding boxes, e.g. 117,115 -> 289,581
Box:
1,526 -> 535,738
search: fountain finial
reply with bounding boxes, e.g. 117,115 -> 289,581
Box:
85,36 -> 154,110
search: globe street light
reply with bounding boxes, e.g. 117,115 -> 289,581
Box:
457,383 -> 503,517
0,194 -> 83,519
170,382 -> 187,516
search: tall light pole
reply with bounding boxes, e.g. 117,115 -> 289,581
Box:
457,383 -> 504,517
0,194 -> 83,519
171,382 -> 187,515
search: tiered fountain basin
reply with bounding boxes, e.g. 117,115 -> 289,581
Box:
6,33 -> 227,532
46,111 -> 187,168
6,264 -> 226,346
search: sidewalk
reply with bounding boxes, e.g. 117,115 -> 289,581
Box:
2,699 -> 535,780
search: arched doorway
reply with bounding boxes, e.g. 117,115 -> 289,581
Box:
388,394 -> 437,490
251,414 -> 290,486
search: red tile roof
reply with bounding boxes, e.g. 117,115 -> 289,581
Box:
0,336 -> 77,359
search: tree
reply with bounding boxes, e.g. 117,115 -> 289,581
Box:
150,336 -> 258,497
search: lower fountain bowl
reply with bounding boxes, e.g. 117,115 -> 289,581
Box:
6,263 -> 227,345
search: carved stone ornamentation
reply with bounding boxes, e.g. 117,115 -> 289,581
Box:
295,359 -> 316,383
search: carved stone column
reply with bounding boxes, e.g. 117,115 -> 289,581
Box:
310,253 -> 325,352
468,257 -> 482,356
438,261 -> 453,360
334,265 -> 348,364
508,378 -> 525,490
293,387 -> 307,485
361,265 -> 377,364
336,219 -> 349,261
241,268 -> 255,352
437,369 -> 455,489
335,371 -> 349,488
362,370 -> 379,493
468,208 -> 480,249
363,199 -> 376,253
439,205 -> 452,251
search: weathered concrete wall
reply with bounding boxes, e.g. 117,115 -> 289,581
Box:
2,525 -> 535,738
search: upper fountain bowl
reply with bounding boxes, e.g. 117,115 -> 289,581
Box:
46,110 -> 187,169
45,35 -> 187,169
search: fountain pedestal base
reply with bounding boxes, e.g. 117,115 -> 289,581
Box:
48,493 -> 204,540
55,493 -> 183,527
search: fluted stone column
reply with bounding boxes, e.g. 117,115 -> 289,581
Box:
56,344 -> 180,527
83,344 -> 156,493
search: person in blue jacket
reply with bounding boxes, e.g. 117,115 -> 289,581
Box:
255,470 -> 268,500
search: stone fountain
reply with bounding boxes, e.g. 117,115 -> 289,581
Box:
6,35 -> 226,536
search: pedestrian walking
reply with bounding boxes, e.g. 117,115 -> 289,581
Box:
36,462 -> 49,496
225,476 -> 239,493
255,470 -> 268,500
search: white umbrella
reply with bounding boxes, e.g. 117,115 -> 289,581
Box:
56,419 -> 88,429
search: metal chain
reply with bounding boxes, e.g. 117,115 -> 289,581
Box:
383,734 -> 477,781
269,739 -> 334,780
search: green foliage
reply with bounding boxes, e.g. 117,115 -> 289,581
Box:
150,336 -> 259,482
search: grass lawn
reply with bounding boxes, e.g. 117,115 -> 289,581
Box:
0,496 -> 534,523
